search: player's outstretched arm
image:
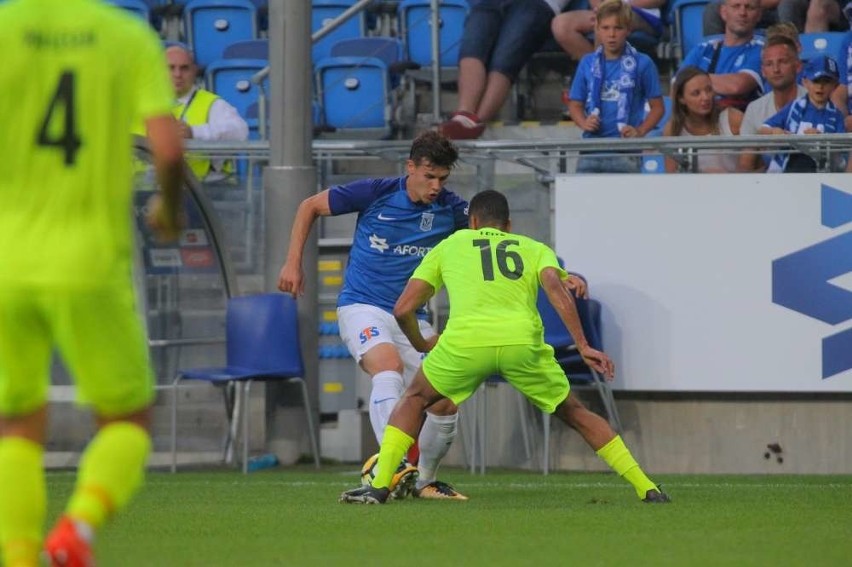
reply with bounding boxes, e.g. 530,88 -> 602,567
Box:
277,190 -> 332,297
393,278 -> 437,353
145,115 -> 185,242
541,267 -> 615,379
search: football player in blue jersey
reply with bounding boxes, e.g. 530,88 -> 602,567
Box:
278,131 -> 471,499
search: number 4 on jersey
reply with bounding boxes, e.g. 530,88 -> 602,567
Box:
37,71 -> 82,166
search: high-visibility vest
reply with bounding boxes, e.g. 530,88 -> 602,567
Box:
173,89 -> 219,180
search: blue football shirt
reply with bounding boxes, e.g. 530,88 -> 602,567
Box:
328,176 -> 468,313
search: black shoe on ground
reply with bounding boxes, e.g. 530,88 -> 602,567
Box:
643,485 -> 671,503
339,485 -> 390,504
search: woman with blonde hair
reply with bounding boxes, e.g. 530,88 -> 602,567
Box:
664,66 -> 743,172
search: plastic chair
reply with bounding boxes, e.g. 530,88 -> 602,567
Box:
537,278 -> 622,474
643,95 -> 672,173
329,37 -> 415,88
170,294 -> 320,473
222,38 -> 269,59
669,0 -> 711,62
205,57 -> 268,118
315,55 -> 392,136
398,0 -> 468,68
312,0 -> 367,63
108,0 -> 152,20
183,0 -> 258,70
798,32 -> 850,65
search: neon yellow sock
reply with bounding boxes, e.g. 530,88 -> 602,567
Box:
372,425 -> 414,490
0,437 -> 45,567
596,435 -> 657,499
66,422 -> 151,529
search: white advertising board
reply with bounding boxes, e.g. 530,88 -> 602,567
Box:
554,174 -> 852,392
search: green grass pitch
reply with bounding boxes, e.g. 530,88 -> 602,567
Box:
46,468 -> 852,566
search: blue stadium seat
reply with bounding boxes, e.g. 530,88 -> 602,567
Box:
329,37 -> 410,87
799,32 -> 851,65
398,0 -> 468,68
669,0 -> 711,62
205,58 -> 268,118
243,0 -> 268,32
184,0 -> 258,70
645,95 -> 673,138
108,0 -> 151,21
312,0 -> 367,63
222,38 -> 269,59
642,95 -> 672,174
315,55 -> 392,136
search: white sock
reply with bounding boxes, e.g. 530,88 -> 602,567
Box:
416,412 -> 457,489
368,370 -> 404,443
452,113 -> 479,127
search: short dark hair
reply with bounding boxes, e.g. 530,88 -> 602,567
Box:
409,130 -> 459,169
469,189 -> 510,226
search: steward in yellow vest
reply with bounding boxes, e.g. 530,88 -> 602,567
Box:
173,87 -> 223,180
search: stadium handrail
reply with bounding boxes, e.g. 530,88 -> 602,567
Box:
173,134 -> 852,174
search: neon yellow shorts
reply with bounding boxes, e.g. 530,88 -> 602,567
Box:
422,340 -> 570,414
0,284 -> 154,417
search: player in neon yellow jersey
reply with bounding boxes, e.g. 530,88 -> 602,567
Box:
0,1 -> 184,565
341,189 -> 670,505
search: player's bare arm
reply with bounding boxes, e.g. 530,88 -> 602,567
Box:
541,267 -> 615,379
393,278 -> 437,352
277,190 -> 332,297
145,115 -> 185,242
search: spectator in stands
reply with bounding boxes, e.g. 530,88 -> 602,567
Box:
738,34 -> 806,171
551,0 -> 665,62
759,55 -> 846,171
438,0 -> 572,140
678,0 -> 765,111
703,0 -> 779,36
567,0 -> 664,173
166,44 -> 248,179
664,66 -> 744,173
775,0 -> 851,32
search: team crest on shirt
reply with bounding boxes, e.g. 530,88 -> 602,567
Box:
621,55 -> 636,72
420,212 -> 434,231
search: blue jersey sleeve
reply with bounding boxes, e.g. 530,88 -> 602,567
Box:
328,178 -> 396,215
569,56 -> 592,103
763,103 -> 791,129
639,55 -> 663,100
680,43 -> 704,71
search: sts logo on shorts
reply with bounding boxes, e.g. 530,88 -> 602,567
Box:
359,326 -> 380,344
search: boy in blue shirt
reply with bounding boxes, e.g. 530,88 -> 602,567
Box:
568,0 -> 664,173
760,55 -> 846,172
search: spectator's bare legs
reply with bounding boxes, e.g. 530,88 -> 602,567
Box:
554,393 -> 661,500
552,9 -> 661,62
475,71 -> 513,122
457,57 -> 488,117
805,0 -> 844,31
551,11 -> 597,61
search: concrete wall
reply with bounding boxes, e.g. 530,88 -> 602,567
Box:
435,385 -> 852,475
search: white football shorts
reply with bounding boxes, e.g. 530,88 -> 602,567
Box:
337,303 -> 436,385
